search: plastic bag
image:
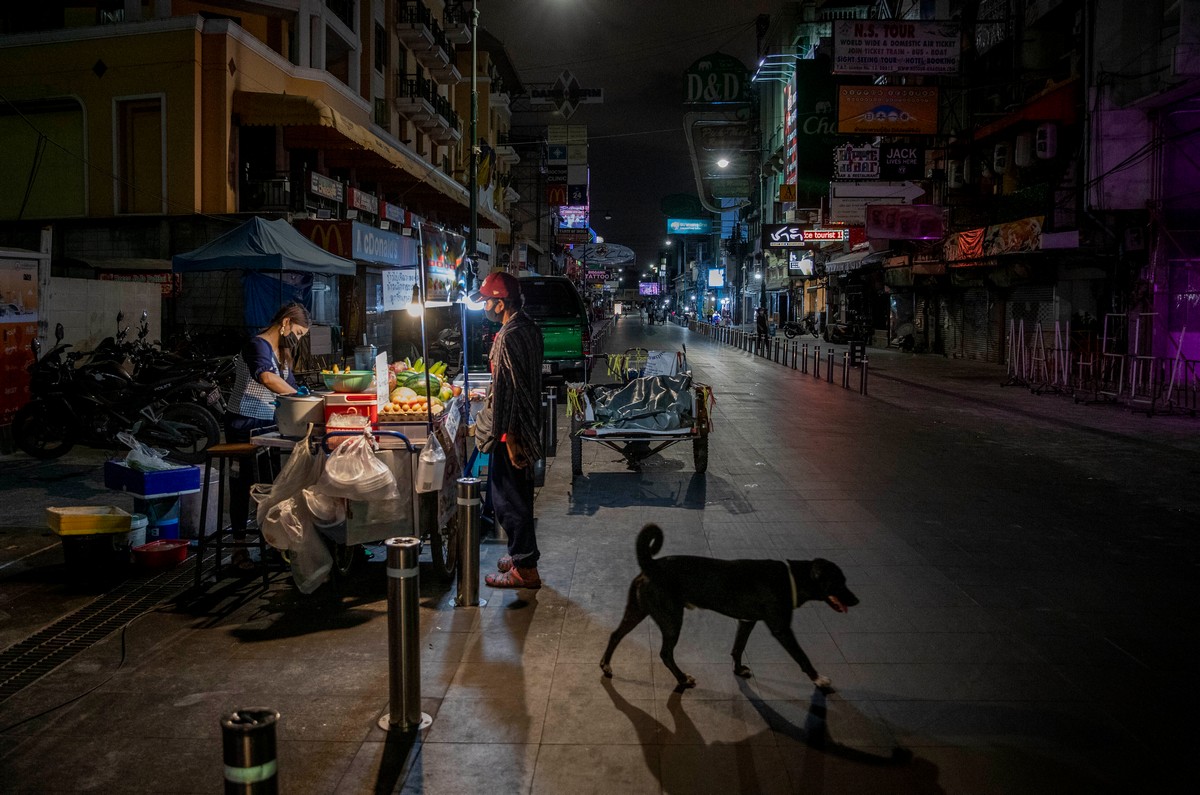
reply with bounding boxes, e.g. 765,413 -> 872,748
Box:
415,432 -> 446,493
264,495 -> 331,593
255,424 -> 327,529
315,432 -> 400,502
116,431 -> 175,472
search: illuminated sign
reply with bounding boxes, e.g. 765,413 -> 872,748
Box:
667,218 -> 711,234
837,86 -> 939,136
707,268 -> 726,288
833,20 -> 961,76
638,282 -> 661,296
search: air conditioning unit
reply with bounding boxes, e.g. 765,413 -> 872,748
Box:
1035,123 -> 1057,159
947,160 -> 963,188
1014,134 -> 1033,167
993,143 -> 1009,174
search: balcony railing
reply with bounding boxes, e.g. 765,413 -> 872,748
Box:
443,2 -> 472,44
241,173 -> 297,214
326,0 -> 355,31
396,75 -> 438,126
397,1 -> 453,71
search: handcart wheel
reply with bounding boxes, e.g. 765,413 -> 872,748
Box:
693,435 -> 709,474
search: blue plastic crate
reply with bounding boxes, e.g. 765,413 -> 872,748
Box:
104,460 -> 201,498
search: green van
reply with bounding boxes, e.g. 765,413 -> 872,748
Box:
519,275 -> 592,383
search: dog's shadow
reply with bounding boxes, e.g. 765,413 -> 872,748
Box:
600,677 -> 944,794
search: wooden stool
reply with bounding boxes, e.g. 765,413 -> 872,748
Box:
195,442 -> 273,589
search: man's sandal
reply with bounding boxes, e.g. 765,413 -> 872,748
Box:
497,555 -> 514,573
485,568 -> 541,589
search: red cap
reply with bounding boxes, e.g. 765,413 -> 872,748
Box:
469,271 -> 520,302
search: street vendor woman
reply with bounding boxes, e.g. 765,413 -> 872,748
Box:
471,272 -> 546,589
224,303 -> 310,567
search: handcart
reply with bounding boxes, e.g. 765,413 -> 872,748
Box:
251,417 -> 464,582
567,363 -> 712,481
604,346 -> 689,384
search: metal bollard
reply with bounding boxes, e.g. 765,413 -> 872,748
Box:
801,343 -> 808,373
842,352 -> 850,388
380,537 -> 431,732
541,392 -> 557,458
827,350 -> 835,383
452,478 -> 486,608
860,356 -> 869,395
814,346 -> 821,379
221,708 -> 279,794
773,338 -> 779,363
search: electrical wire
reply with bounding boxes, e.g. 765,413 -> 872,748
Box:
0,608 -> 161,734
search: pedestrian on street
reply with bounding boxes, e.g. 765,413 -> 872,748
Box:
755,306 -> 769,348
224,302 -> 310,569
472,272 -> 546,589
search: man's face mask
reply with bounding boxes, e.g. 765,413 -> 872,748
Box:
484,299 -> 504,324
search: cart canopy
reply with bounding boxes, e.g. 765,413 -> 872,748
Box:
172,217 -> 355,276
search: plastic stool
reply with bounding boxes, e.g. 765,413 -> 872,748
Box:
194,442 -> 273,589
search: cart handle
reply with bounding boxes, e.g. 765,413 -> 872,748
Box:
321,429 -> 415,453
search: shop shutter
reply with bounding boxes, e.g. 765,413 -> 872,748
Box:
962,288 -> 991,361
1006,286 -> 1055,329
942,296 -> 963,357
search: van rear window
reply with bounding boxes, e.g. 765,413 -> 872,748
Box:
520,281 -> 584,319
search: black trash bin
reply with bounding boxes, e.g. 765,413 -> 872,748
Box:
848,341 -> 866,367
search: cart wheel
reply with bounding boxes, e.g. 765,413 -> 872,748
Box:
331,542 -> 362,578
428,514 -> 459,582
419,491 -> 457,582
693,435 -> 709,473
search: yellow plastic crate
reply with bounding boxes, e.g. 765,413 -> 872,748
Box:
47,506 -> 133,536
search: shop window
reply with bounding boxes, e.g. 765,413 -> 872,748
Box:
115,97 -> 163,215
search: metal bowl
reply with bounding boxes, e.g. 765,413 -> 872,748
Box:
322,370 -> 375,393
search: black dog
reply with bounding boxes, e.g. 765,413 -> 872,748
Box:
600,524 -> 859,692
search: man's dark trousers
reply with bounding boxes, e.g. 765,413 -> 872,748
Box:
490,439 -> 538,567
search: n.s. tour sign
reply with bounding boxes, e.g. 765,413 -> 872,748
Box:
684,52 -> 751,105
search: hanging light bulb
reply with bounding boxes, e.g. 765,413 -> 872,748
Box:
406,283 -> 423,316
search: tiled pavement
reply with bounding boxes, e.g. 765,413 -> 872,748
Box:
1,319 -> 1197,793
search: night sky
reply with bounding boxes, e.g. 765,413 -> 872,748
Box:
485,0 -> 778,271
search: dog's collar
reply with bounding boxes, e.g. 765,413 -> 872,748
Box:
785,562 -> 798,609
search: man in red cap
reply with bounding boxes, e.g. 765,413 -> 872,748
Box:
470,271 -> 545,588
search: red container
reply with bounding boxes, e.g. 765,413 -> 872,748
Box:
324,392 -> 378,426
133,539 -> 189,570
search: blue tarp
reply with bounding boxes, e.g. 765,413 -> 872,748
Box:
171,217 -> 355,276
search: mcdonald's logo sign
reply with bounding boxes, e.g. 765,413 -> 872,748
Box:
546,183 -> 568,207
296,220 -> 352,258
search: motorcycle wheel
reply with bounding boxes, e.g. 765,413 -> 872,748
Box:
784,327 -> 797,339
12,401 -> 76,459
144,401 -> 221,464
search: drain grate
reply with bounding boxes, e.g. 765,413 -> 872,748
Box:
0,557 -> 200,702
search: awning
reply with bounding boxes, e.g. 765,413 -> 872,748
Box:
825,249 -> 889,275
233,91 -> 505,231
973,78 -> 1079,142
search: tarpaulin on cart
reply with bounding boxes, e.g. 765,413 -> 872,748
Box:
585,374 -> 694,431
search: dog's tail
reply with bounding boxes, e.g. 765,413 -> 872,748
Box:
636,524 -> 663,572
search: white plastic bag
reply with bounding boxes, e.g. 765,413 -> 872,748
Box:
315,432 -> 400,502
117,431 -> 175,471
415,433 -> 446,493
273,496 -> 331,593
255,424 -> 326,529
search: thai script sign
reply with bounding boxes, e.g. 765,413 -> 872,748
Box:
667,218 -> 711,234
346,186 -> 379,215
833,20 -> 961,75
835,145 -> 879,179
865,204 -> 948,241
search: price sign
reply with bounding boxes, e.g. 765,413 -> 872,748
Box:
382,268 -> 419,311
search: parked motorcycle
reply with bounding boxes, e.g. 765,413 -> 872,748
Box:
823,316 -> 873,345
782,315 -> 820,339
11,323 -> 222,462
